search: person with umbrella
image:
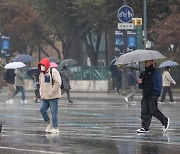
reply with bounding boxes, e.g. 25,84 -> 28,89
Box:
10,68 -> 27,103
3,69 -> 15,103
27,67 -> 40,103
109,57 -> 122,94
60,65 -> 73,103
159,66 -> 176,104
137,60 -> 169,133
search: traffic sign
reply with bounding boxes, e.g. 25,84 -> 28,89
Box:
118,23 -> 134,29
117,5 -> 134,23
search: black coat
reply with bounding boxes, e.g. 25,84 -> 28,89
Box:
4,69 -> 15,84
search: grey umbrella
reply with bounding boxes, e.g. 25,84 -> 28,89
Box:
159,60 -> 179,68
115,49 -> 165,65
12,54 -> 35,63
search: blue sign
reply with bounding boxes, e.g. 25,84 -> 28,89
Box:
127,30 -> 137,52
1,36 -> 10,57
115,30 -> 125,55
117,5 -> 134,23
1,36 -> 10,50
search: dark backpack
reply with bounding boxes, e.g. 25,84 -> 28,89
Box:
50,68 -> 64,89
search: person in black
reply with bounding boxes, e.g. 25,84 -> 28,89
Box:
60,66 -> 73,103
4,69 -> 15,103
137,60 -> 169,133
112,67 -> 122,94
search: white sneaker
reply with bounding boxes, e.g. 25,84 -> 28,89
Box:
6,99 -> 14,104
124,97 -> 128,103
45,124 -> 52,133
158,101 -> 164,104
163,118 -> 170,131
170,101 -> 176,104
49,128 -> 59,134
23,100 -> 28,103
9,99 -> 14,103
136,128 -> 149,133
21,100 -> 28,104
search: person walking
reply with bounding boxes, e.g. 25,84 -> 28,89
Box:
160,66 -> 176,104
38,58 -> 61,134
124,68 -> 137,105
60,65 -> 73,103
11,68 -> 27,103
137,60 -> 169,133
4,69 -> 15,103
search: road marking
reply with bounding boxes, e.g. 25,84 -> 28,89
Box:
0,146 -> 64,154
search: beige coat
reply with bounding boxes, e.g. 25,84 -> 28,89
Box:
162,70 -> 176,87
39,68 -> 61,99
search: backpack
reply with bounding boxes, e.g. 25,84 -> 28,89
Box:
50,68 -> 64,89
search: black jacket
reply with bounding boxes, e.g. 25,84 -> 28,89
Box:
4,69 -> 15,84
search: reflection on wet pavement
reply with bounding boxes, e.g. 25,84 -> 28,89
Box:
0,91 -> 180,153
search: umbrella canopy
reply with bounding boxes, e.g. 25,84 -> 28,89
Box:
50,62 -> 59,68
59,58 -> 78,67
12,54 -> 35,63
4,62 -> 26,69
115,49 -> 165,65
27,67 -> 40,76
48,57 -> 60,64
159,60 -> 179,68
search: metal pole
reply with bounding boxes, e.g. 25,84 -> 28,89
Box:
143,0 -> 147,49
121,0 -> 127,95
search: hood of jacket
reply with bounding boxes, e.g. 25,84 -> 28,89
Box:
38,58 -> 50,73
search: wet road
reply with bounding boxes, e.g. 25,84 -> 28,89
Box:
0,90 -> 180,154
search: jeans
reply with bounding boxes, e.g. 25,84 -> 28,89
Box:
40,98 -> 59,128
141,96 -> 168,130
12,86 -> 25,101
7,83 -> 14,100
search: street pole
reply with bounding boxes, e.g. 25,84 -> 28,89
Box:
143,0 -> 147,49
121,0 -> 127,95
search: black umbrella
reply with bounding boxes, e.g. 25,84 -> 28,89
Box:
27,67 -> 40,77
108,57 -> 118,72
59,58 -> 78,67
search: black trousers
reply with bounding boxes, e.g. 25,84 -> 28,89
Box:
62,89 -> 72,102
160,86 -> 174,102
141,96 -> 168,130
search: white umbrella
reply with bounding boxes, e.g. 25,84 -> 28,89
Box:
115,49 -> 165,65
4,62 -> 26,69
